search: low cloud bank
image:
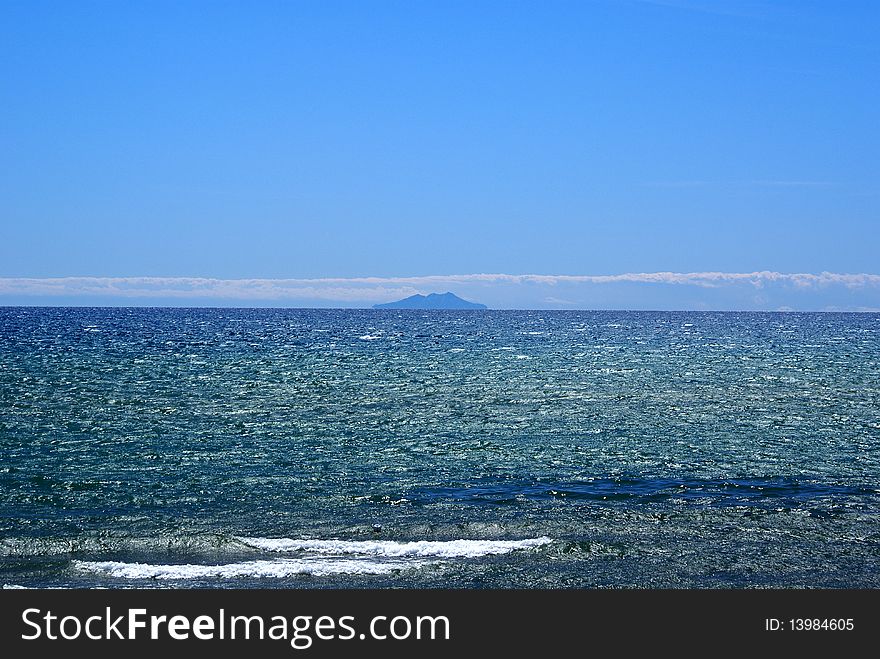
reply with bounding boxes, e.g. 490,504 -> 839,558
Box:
1,272 -> 879,310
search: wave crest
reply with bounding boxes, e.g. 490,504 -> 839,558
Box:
235,536 -> 553,557
73,557 -> 420,580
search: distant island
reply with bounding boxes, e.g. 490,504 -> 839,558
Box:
373,292 -> 488,310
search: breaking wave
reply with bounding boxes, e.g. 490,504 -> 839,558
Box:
73,557 -> 421,580
234,536 -> 553,558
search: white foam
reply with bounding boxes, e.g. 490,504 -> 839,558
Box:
2,584 -> 83,590
358,335 -> 381,340
73,557 -> 420,580
235,536 -> 552,558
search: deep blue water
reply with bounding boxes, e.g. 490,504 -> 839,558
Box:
1,308 -> 878,588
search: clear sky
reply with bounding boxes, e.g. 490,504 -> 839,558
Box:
1,1 -> 878,308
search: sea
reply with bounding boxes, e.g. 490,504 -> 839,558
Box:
1,307 -> 878,588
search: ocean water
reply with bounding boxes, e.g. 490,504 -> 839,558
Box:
1,307 -> 878,589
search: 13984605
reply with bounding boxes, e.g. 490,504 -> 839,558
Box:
790,619 -> 854,631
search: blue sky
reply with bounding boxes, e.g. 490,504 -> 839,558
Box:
1,1 -> 878,308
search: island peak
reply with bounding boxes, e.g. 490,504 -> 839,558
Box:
373,292 -> 487,310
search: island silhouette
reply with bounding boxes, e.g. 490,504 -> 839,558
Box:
373,292 -> 487,310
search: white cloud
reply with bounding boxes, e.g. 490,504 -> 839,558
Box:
0,277 -> 420,302
1,271 -> 878,302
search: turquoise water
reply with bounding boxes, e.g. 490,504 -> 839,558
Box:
1,308 -> 878,588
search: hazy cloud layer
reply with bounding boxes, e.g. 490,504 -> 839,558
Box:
2,272 -> 880,310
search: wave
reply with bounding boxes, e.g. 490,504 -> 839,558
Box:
0,532 -> 236,558
234,536 -> 553,557
409,478 -> 879,506
71,537 -> 552,580
73,557 -> 421,580
1,532 -> 553,560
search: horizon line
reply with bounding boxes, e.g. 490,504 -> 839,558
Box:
1,271 -> 879,312
2,304 -> 879,314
